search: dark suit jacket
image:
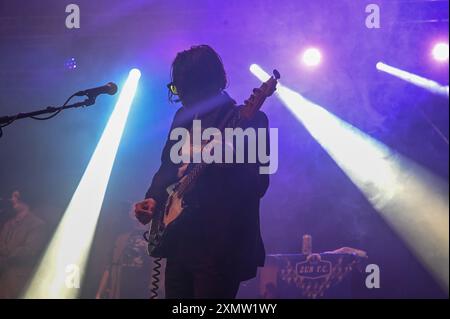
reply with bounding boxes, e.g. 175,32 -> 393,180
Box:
145,93 -> 270,280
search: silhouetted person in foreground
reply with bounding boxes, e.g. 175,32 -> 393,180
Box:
134,45 -> 270,298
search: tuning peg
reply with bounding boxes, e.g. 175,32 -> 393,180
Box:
273,69 -> 281,79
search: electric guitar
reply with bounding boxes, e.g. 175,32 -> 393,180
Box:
147,69 -> 280,257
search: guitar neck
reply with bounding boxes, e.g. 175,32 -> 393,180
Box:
176,71 -> 279,196
175,105 -> 256,197
177,162 -> 205,196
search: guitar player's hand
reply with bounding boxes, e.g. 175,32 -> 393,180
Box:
134,198 -> 156,225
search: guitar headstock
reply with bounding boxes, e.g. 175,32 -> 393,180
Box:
240,69 -> 280,120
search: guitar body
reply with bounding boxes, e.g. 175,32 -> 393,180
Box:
147,179 -> 187,257
146,69 -> 280,258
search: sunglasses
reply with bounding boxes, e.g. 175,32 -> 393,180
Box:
167,82 -> 178,96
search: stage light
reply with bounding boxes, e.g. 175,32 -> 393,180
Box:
250,64 -> 449,293
65,57 -> 77,70
432,42 -> 449,62
376,62 -> 449,98
301,48 -> 322,67
23,68 -> 141,299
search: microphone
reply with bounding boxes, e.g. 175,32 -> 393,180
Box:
74,82 -> 118,98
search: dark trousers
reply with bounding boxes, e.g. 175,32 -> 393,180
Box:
165,257 -> 241,299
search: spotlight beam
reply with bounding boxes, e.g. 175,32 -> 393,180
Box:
250,64 -> 449,293
24,68 -> 141,299
376,62 -> 449,98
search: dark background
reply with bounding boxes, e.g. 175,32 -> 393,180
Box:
0,0 -> 448,298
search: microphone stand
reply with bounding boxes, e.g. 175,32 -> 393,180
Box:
0,97 -> 95,125
0,96 -> 96,138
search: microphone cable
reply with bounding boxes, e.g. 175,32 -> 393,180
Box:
143,229 -> 162,299
0,93 -> 76,138
29,94 -> 76,121
150,257 -> 162,299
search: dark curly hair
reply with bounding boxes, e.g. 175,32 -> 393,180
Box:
169,45 -> 227,103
